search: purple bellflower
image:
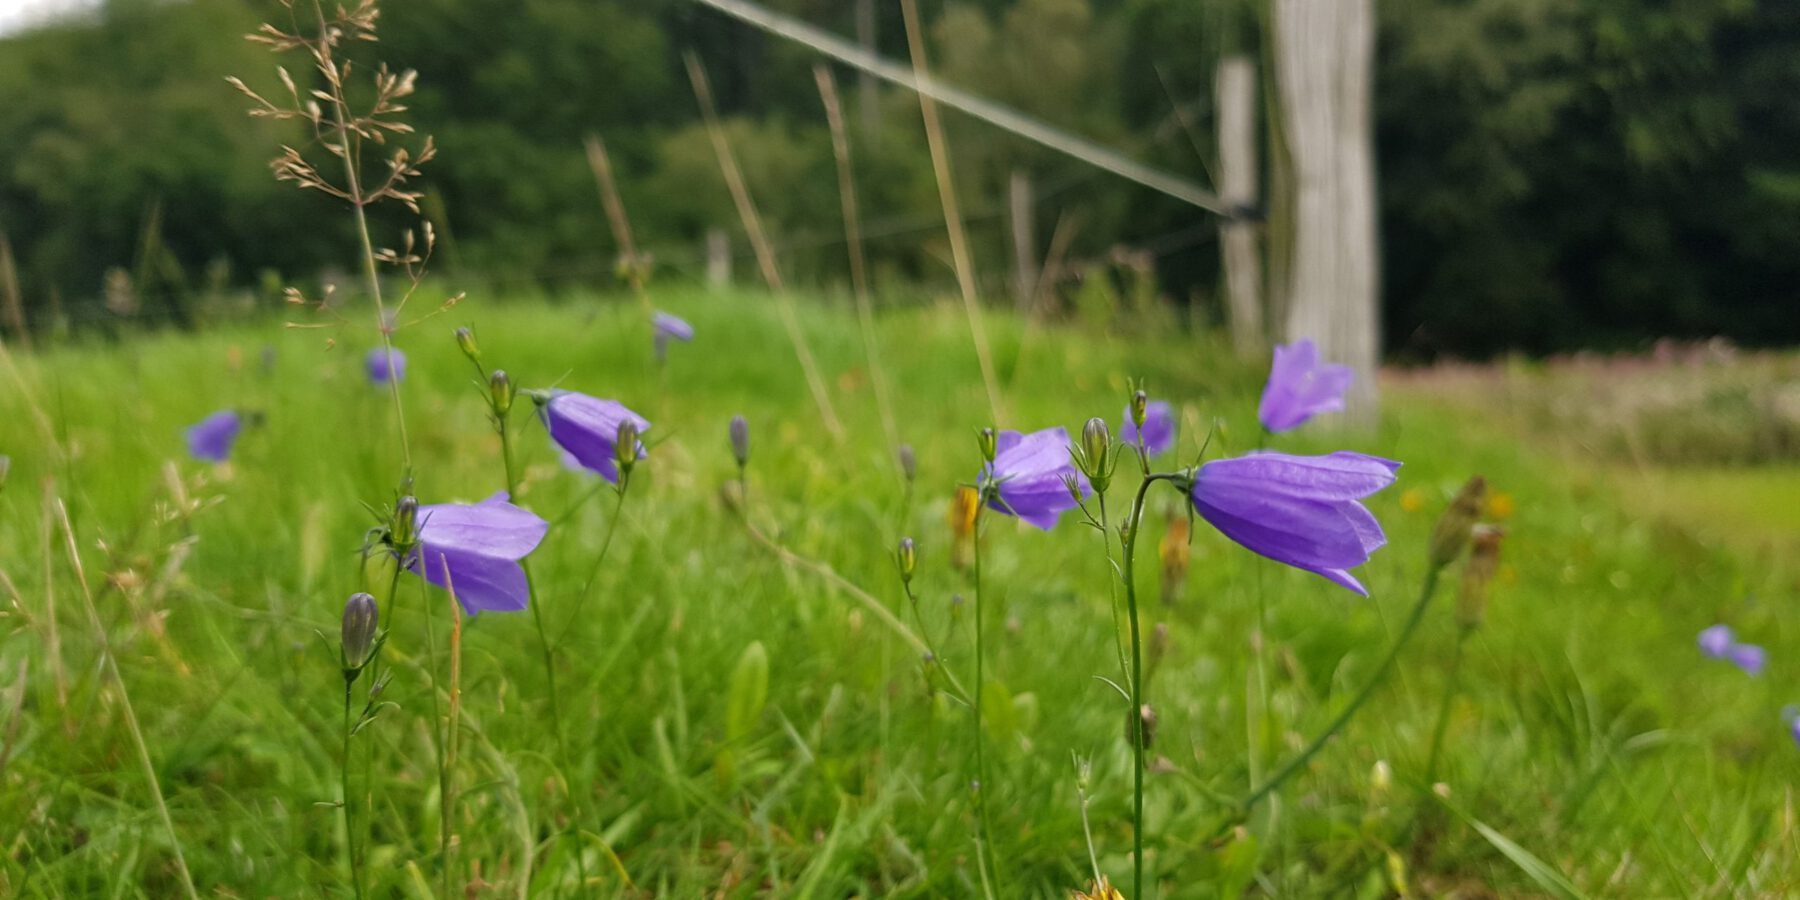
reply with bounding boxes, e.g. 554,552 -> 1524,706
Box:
186,410 -> 242,463
1258,339 -> 1353,433
1699,624 -> 1767,675
1188,450 -> 1399,595
366,347 -> 406,385
409,492 -> 548,614
539,390 -> 651,483
977,427 -> 1090,530
1121,399 -> 1175,457
653,311 -> 694,362
1728,642 -> 1767,676
1698,624 -> 1735,659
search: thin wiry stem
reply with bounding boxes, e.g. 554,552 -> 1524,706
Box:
1119,474 -> 1175,898
342,680 -> 364,899
56,499 -> 198,900
1426,625 -> 1470,785
1242,565 -> 1445,813
969,506 -> 999,899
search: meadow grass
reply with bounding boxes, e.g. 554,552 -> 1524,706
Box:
2,288 -> 1796,896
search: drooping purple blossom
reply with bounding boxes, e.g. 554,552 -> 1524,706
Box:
408,492 -> 548,615
366,347 -> 406,385
1258,339 -> 1353,433
976,427 -> 1090,530
1188,450 -> 1399,595
185,410 -> 242,463
1698,624 -> 1735,660
653,311 -> 694,361
1121,399 -> 1175,457
540,390 -> 651,483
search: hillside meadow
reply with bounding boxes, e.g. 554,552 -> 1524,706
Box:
1,290 -> 1795,896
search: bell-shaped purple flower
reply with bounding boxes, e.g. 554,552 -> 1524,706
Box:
1258,339 -> 1353,433
366,347 -> 406,385
1728,642 -> 1767,676
408,492 -> 548,615
1188,450 -> 1399,595
540,390 -> 651,484
1121,399 -> 1175,457
1697,624 -> 1735,659
976,427 -> 1090,530
185,410 -> 242,463
653,311 -> 694,362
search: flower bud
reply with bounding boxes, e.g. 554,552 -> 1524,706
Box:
1131,389 -> 1149,431
1061,472 -> 1085,505
1456,524 -> 1504,630
341,592 -> 379,672
393,495 -> 419,547
615,419 -> 640,480
1080,416 -> 1111,492
1429,476 -> 1487,569
897,537 -> 917,584
897,444 -> 916,484
977,427 -> 997,463
454,326 -> 479,362
488,369 -> 514,416
729,414 -> 749,469
1126,702 -> 1157,750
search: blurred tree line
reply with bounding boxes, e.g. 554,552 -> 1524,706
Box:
1,0 -> 1797,357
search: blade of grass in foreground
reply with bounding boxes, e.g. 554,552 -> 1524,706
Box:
1440,798 -> 1589,900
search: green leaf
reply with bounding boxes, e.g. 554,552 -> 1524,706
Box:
726,640 -> 769,742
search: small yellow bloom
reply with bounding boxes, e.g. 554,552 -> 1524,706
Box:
1158,514 -> 1190,604
1072,874 -> 1125,900
948,485 -> 980,569
1486,490 -> 1515,520
1399,487 -> 1426,514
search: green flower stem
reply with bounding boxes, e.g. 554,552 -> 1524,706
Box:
1119,472 -> 1174,899
1241,565 -> 1444,813
341,678 -> 364,900
969,507 -> 1000,899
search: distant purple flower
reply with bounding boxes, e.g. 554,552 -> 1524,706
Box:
1258,339 -> 1353,433
1188,450 -> 1399,595
653,311 -> 694,362
540,391 -> 650,483
1698,625 -> 1735,660
1791,717 -> 1800,750
977,427 -> 1089,530
366,347 -> 406,385
408,492 -> 548,614
1728,642 -> 1767,676
185,410 -> 242,463
1121,400 -> 1175,457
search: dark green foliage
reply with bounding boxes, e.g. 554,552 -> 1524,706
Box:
2,0 -> 1799,354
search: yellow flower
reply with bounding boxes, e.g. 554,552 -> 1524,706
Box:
1072,875 -> 1125,900
1486,490 -> 1515,520
1399,487 -> 1426,514
1158,514 -> 1190,604
948,485 -> 980,569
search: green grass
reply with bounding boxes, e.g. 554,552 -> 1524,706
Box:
2,289 -> 1796,897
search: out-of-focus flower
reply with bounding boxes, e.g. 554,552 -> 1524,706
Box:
1158,513 -> 1190,604
1486,490 -> 1515,520
1457,525 -> 1504,629
454,326 -> 479,363
1399,487 -> 1426,514
897,537 -> 916,584
366,347 -> 406,385
1728,642 -> 1767,676
949,484 -> 979,569
407,492 -> 548,614
729,414 -> 749,468
1121,399 -> 1175,457
897,444 -> 917,483
537,390 -> 650,484
977,427 -> 1090,530
1186,451 -> 1399,595
1258,338 -> 1352,433
653,311 -> 694,361
1698,624 -> 1735,660
186,410 -> 242,463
